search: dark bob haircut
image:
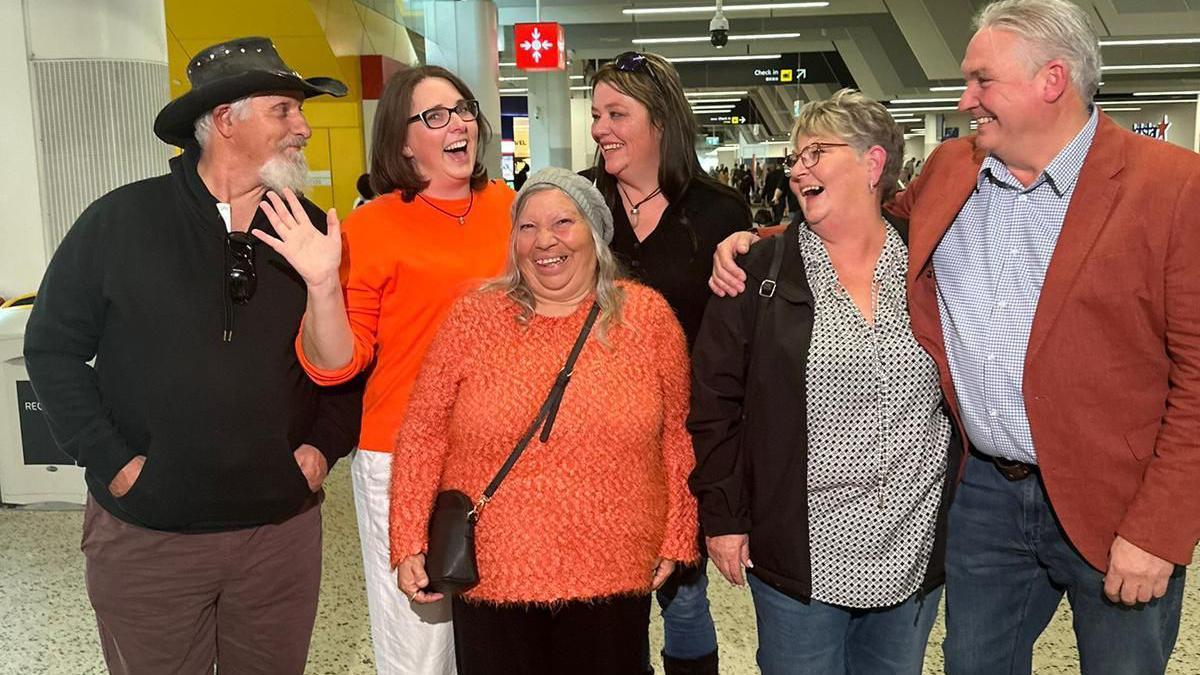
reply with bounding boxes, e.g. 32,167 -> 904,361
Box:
369,65 -> 491,201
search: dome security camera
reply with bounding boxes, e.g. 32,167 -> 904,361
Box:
710,5 -> 729,48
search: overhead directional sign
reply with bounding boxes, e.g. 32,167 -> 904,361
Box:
674,52 -> 852,89
514,23 -> 566,71
694,99 -> 757,127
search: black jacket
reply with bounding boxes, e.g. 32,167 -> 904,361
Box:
581,170 -> 751,348
687,220 -> 962,601
24,145 -> 362,532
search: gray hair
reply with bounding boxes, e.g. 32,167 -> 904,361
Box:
193,96 -> 254,148
485,182 -> 625,339
791,89 -> 905,204
975,0 -> 1102,102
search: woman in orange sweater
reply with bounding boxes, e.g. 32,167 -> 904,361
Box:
255,66 -> 512,673
391,168 -> 698,673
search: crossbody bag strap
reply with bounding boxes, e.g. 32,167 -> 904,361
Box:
471,301 -> 601,519
754,233 -> 787,339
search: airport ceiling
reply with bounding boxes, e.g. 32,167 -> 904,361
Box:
487,0 -> 1200,137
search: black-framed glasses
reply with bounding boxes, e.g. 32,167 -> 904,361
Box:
784,142 -> 851,170
613,51 -> 664,91
227,232 -> 257,305
407,99 -> 480,129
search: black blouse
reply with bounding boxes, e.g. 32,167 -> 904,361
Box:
608,179 -> 751,348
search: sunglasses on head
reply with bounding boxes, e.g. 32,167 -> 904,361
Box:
613,51 -> 664,91
226,232 -> 257,305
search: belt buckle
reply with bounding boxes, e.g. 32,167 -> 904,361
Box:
992,456 -> 1033,481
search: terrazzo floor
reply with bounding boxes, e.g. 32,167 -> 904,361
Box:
2,462 -> 1199,674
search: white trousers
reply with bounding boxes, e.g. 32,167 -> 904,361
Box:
351,449 -> 456,674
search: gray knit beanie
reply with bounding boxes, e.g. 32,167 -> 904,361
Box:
511,167 -> 614,245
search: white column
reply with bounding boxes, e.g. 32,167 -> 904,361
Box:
0,0 -> 168,299
570,95 -> 597,172
527,70 -> 572,170
922,113 -> 939,160
1192,101 -> 1200,153
423,0 -> 503,180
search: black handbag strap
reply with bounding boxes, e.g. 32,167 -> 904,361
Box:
753,232 -> 787,338
471,301 -> 601,519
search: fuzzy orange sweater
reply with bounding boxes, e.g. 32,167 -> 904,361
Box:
389,282 -> 699,604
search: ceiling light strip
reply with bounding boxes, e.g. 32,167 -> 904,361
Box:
886,105 -> 958,113
1101,63 -> 1200,71
668,54 -> 783,63
687,90 -> 750,96
1131,90 -> 1200,96
623,3 -> 829,15
888,97 -> 963,104
633,32 -> 801,44
1096,97 -> 1198,104
1100,38 -> 1200,46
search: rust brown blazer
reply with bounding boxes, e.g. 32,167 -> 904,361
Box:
890,113 -> 1200,572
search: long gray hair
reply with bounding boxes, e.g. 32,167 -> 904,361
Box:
484,182 -> 625,339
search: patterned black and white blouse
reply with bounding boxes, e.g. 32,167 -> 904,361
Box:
800,223 -> 952,609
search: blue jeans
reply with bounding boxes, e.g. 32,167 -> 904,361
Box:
944,453 -> 1186,674
655,563 -> 718,659
748,574 -> 940,674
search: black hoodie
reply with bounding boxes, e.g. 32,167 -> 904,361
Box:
24,146 -> 362,532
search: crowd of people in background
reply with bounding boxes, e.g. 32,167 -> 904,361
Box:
21,0 -> 1200,674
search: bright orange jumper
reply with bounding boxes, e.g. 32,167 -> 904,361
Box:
297,181 -> 515,453
390,282 -> 700,604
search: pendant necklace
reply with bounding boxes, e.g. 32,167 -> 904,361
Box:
618,184 -> 662,227
418,190 -> 474,225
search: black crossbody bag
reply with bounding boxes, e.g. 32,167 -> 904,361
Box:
424,302 -> 602,595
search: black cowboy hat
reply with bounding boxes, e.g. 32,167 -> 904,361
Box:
154,36 -> 347,146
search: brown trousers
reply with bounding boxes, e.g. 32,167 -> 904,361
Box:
81,496 -> 322,675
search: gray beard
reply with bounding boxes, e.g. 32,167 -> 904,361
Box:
259,150 -> 309,193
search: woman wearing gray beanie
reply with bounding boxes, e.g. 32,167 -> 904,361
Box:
391,167 -> 700,674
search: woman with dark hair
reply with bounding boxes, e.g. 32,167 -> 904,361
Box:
254,64 -> 513,674
587,50 -> 750,675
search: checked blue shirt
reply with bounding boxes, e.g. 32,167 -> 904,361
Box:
931,108 -> 1098,465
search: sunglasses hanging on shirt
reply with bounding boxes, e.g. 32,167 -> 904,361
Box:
226,231 -> 257,305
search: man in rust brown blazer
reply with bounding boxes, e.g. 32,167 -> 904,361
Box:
893,0 -> 1200,672
710,1 -> 1200,671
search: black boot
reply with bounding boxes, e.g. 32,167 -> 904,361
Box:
661,650 -> 719,675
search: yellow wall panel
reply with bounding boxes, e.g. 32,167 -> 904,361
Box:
330,127 -> 367,216
335,56 -> 363,102
167,0 -> 325,39
305,100 -> 361,128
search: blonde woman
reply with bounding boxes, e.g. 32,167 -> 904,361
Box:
689,90 -> 961,674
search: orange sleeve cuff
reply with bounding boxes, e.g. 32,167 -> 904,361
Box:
294,329 -> 362,386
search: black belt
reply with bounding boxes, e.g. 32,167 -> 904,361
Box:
975,450 -> 1038,481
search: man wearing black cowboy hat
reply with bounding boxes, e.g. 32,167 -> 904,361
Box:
25,37 -> 362,674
